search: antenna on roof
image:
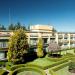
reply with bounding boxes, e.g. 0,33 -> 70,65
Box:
9,8 -> 11,25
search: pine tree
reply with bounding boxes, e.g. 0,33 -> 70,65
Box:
8,24 -> 15,30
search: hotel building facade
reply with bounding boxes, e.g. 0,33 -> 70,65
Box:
0,24 -> 75,59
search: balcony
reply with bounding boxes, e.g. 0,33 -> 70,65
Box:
70,40 -> 75,44
58,35 -> 63,39
50,36 -> 55,39
70,34 -> 74,37
0,33 -> 11,37
63,39 -> 69,43
64,34 -> 68,39
0,37 -> 10,40
41,34 -> 49,37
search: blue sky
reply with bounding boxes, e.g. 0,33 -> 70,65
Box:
0,0 -> 75,32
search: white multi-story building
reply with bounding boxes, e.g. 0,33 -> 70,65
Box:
0,24 -> 75,59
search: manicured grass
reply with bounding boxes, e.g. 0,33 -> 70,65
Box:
27,58 -> 55,69
49,61 -> 71,75
17,71 -> 41,75
55,66 -> 71,75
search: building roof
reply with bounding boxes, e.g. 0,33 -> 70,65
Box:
30,24 -> 53,31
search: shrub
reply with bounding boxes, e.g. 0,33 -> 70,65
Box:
37,38 -> 44,57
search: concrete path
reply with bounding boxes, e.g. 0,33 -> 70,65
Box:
44,69 -> 51,75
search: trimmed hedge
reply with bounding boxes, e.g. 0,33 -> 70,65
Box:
10,53 -> 74,72
9,67 -> 46,75
45,53 -> 75,62
25,57 -> 69,70
10,64 -> 25,71
49,70 -> 56,75
10,63 -> 45,71
49,61 -> 71,75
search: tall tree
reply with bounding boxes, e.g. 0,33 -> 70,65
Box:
0,24 -> 6,30
15,22 -> 21,30
21,25 -> 26,30
48,42 -> 61,56
8,22 -> 27,30
8,24 -> 15,30
7,29 -> 29,63
37,38 -> 44,57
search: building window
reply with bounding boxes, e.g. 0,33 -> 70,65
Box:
70,37 -> 73,39
0,42 -> 8,48
0,52 -> 5,59
64,43 -> 67,46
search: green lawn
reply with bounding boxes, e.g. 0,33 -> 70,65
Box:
27,58 -> 55,69
17,71 -> 41,75
55,66 -> 71,75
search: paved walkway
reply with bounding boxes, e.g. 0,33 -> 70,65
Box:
44,69 -> 51,75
